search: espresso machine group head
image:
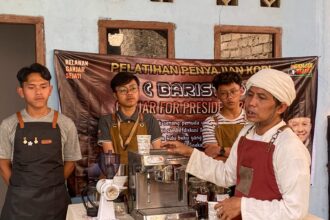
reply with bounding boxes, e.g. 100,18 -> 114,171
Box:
128,149 -> 197,220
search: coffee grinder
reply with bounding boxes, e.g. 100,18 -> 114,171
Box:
96,151 -> 127,220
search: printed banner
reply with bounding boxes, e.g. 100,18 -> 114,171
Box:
54,50 -> 318,195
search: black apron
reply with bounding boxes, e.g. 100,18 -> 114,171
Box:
0,111 -> 70,220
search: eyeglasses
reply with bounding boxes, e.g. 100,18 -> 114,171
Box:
116,85 -> 138,95
218,89 -> 240,98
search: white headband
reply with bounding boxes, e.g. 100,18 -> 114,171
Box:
246,69 -> 296,106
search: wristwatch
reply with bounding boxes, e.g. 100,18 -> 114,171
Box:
219,147 -> 226,156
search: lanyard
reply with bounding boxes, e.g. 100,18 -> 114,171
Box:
117,114 -> 140,150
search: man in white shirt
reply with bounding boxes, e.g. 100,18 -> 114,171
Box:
162,69 -> 311,220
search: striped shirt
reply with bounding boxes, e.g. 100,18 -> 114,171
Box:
202,109 -> 246,145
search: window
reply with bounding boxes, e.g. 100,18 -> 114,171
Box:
214,25 -> 282,59
99,20 -> 175,58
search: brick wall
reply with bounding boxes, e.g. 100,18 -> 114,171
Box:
220,33 -> 273,59
120,29 -> 167,58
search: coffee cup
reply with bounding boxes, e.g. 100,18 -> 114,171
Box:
137,135 -> 151,155
216,194 -> 229,202
208,201 -> 219,220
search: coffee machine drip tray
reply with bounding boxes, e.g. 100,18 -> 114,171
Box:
133,206 -> 197,220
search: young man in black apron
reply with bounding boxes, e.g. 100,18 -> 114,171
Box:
202,72 -> 246,161
0,63 -> 82,220
162,69 -> 311,220
98,71 -> 162,164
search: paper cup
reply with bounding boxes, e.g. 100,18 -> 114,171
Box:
137,135 -> 151,154
208,201 -> 219,220
216,194 -> 229,202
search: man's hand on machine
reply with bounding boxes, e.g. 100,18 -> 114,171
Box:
161,141 -> 194,157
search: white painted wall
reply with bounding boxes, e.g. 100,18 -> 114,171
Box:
0,0 -> 328,218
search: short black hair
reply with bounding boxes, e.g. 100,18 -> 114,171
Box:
17,63 -> 51,87
212,72 -> 242,90
110,72 -> 140,92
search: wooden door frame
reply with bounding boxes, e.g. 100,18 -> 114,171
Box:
98,20 -> 175,58
0,14 -> 45,65
214,25 -> 282,59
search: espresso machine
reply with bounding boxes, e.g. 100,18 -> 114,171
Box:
128,149 -> 197,220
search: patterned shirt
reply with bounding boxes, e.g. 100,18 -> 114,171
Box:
202,109 -> 246,145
